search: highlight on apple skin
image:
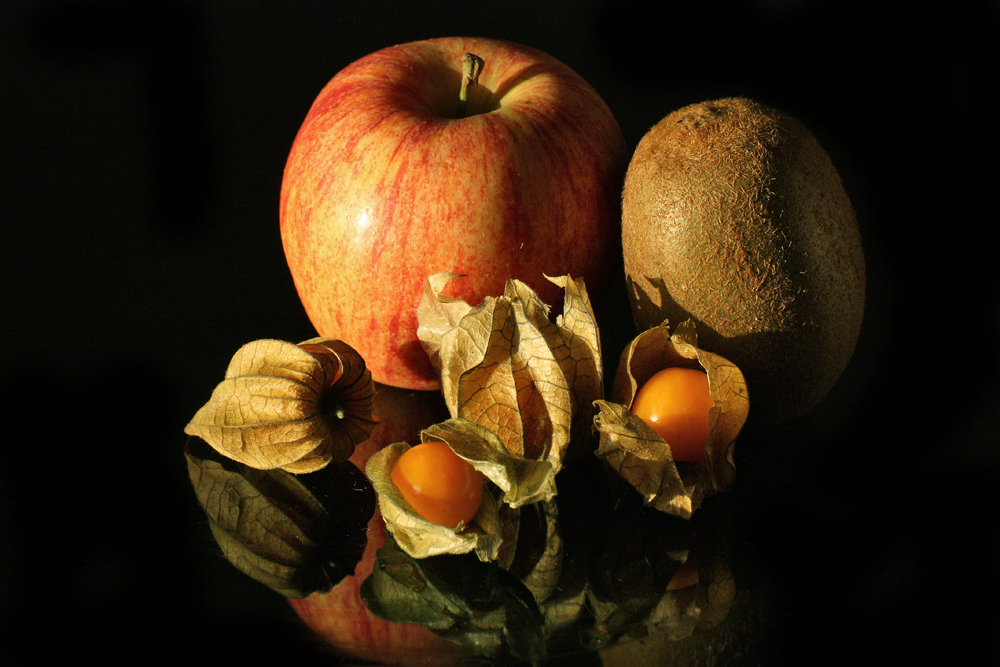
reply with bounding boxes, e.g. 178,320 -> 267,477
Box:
280,36 -> 628,391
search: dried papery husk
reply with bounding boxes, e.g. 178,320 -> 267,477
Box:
593,401 -> 695,518
416,272 -> 475,374
541,585 -> 589,646
492,498 -> 591,658
416,273 -> 602,494
633,542 -> 736,642
366,433 -> 504,562
496,500 -> 563,606
185,337 -> 376,473
589,548 -> 736,649
183,438 -> 374,599
459,295 -> 571,462
585,492 -> 735,650
594,320 -> 748,518
425,418 -> 556,508
511,274 -> 604,461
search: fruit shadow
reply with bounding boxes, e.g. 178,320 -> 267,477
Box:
488,63 -> 552,106
625,274 -> 713,338
625,274 -> 806,426
431,63 -> 506,117
438,60 -> 555,117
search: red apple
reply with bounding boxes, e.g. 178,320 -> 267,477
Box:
287,384 -> 464,666
280,37 -> 628,390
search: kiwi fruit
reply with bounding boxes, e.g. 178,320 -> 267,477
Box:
622,97 -> 865,426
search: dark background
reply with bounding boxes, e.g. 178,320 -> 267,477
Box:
2,1 -> 998,664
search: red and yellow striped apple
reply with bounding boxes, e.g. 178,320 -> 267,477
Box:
279,37 -> 627,390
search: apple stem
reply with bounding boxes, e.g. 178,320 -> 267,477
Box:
456,52 -> 484,118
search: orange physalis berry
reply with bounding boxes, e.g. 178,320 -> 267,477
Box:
630,367 -> 713,463
390,441 -> 484,528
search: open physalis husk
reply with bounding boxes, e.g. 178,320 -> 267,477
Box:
584,488 -> 736,650
588,536 -> 736,649
185,337 -> 376,474
416,273 -> 603,503
593,320 -> 748,519
366,419 -> 507,561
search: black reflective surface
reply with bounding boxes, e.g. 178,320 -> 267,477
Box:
2,2 -> 998,665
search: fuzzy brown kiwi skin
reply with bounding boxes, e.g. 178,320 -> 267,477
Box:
622,98 -> 865,426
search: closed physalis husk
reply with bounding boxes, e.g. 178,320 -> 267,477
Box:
594,320 -> 748,519
416,273 -> 603,506
183,439 -> 374,599
185,337 -> 376,473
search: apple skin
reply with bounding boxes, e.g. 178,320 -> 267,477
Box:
287,383 -> 464,666
280,37 -> 628,390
